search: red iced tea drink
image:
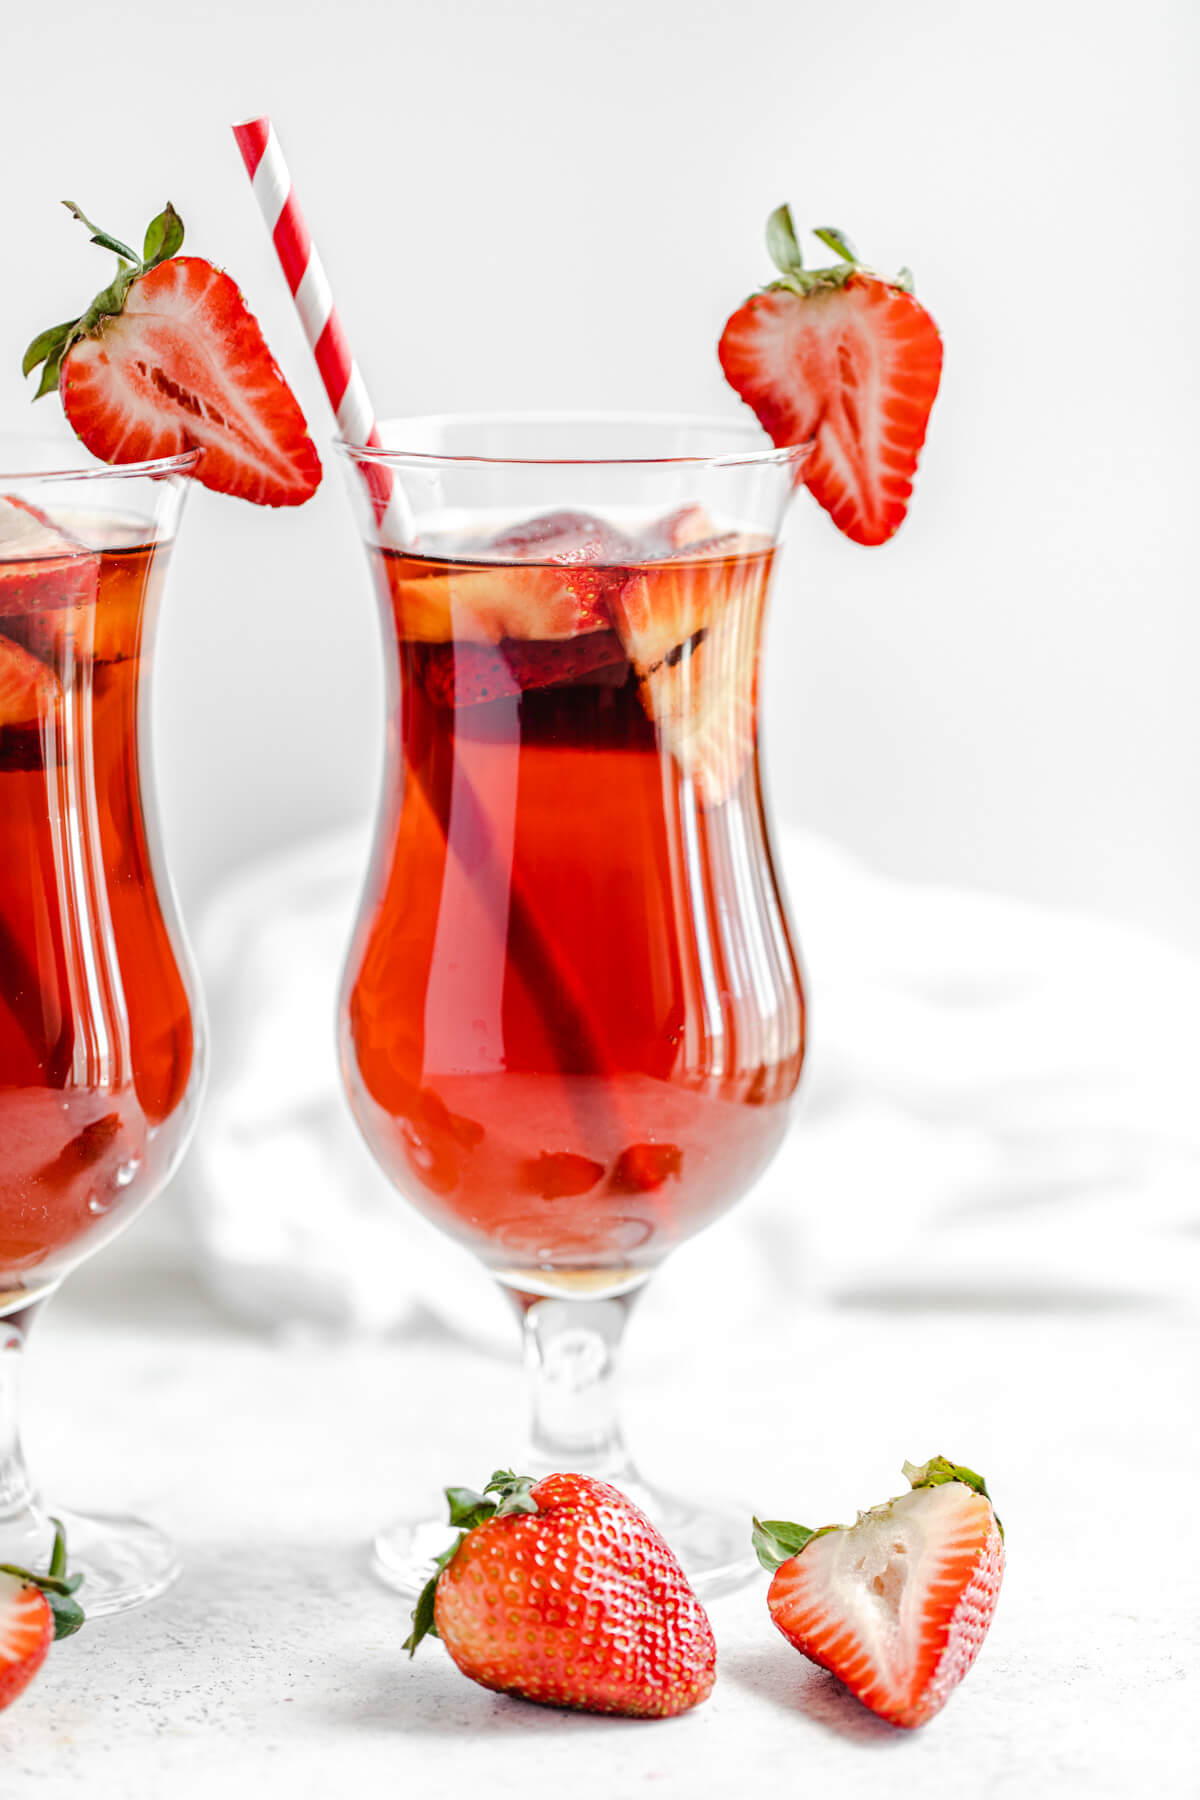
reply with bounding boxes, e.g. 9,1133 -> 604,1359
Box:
341,508 -> 805,1293
0,499 -> 197,1305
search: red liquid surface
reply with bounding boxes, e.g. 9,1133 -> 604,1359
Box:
342,516 -> 804,1290
0,525 -> 195,1296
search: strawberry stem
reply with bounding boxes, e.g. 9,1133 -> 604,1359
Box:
62,201 -> 139,267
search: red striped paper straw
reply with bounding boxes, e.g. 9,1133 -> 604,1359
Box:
232,114 -> 407,536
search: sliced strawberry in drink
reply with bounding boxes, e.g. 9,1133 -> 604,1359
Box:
520,1151 -> 606,1199
608,533 -> 770,677
641,615 -> 758,806
0,633 -> 60,729
488,510 -> 635,563
610,1143 -> 683,1192
0,497 -> 97,618
423,629 -> 628,708
422,640 -> 520,707
641,505 -> 718,557
389,552 -> 629,646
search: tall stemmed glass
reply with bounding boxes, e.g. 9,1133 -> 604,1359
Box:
0,439 -> 204,1613
337,414 -> 806,1596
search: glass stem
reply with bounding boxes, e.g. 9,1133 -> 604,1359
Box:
0,1303 -> 42,1537
515,1290 -> 641,1481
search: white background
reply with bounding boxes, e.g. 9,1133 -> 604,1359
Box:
1,0 -> 1197,951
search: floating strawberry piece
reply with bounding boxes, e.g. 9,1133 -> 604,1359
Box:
641,504 -> 719,557
755,1456 -> 1004,1729
406,1469 -> 716,1718
608,532 -> 769,678
0,1520 -> 85,1713
0,633 -> 59,729
388,556 -> 626,646
635,590 -> 763,806
0,497 -> 97,618
23,202 -> 320,507
520,1151 -> 606,1199
610,1142 -> 683,1192
422,629 -> 628,708
719,208 -> 943,546
488,510 -> 635,564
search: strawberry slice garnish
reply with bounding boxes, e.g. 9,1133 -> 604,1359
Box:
0,1520 -> 86,1713
23,202 -> 320,507
755,1456 -> 1004,1729
406,1469 -> 716,1718
0,632 -> 60,729
719,208 -> 943,546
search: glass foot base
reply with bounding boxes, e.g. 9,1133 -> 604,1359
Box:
372,1474 -> 758,1603
0,1504 -> 181,1619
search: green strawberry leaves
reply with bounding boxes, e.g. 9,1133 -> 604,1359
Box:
752,1517 -> 818,1572
904,1455 -> 1003,1538
754,1456 -> 1003,1572
762,203 -> 914,299
142,204 -> 185,270
403,1471 -> 540,1658
22,202 -> 186,401
0,1518 -> 85,1641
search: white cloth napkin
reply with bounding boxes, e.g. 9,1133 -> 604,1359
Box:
187,826 -> 1200,1344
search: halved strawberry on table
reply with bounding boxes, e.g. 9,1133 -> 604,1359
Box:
23,202 -> 320,507
719,207 -> 943,546
755,1455 -> 1004,1729
0,1520 -> 86,1713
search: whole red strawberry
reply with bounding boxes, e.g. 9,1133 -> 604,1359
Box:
0,1520 -> 86,1713
406,1470 -> 717,1717
755,1456 -> 1003,1728
719,207 -> 943,546
23,202 -> 320,507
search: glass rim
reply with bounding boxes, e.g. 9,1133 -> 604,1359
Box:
334,410 -> 811,472
0,433 -> 201,484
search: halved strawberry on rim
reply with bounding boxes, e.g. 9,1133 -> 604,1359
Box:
719,208 -> 943,546
23,202 -> 321,508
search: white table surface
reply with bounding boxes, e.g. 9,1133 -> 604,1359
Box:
3,834 -> 1198,1796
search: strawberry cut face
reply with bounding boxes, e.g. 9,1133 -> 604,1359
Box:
0,1573 -> 53,1712
0,633 -> 60,729
767,1478 -> 1004,1729
58,257 -> 321,508
718,214 -> 944,548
